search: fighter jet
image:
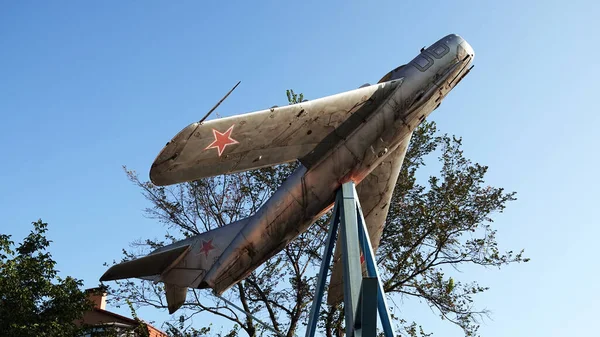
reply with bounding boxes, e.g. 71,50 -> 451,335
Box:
100,34 -> 475,314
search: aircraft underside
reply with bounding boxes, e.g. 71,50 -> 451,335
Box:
100,33 -> 475,314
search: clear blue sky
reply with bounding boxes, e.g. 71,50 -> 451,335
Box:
1,1 -> 597,336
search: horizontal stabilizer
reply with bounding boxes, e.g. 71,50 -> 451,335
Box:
100,245 -> 191,281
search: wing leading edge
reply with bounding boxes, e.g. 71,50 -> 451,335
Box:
150,81 -> 400,186
327,132 -> 413,305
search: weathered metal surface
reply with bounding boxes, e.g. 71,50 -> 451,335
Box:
150,82 -> 399,186
327,132 -> 413,305
101,34 -> 475,314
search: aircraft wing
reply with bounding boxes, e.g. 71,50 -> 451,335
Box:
327,132 -> 413,305
150,82 -> 399,186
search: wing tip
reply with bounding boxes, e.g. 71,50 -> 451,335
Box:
149,122 -> 200,186
99,268 -> 116,282
149,166 -> 169,187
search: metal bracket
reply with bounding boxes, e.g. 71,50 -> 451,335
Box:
305,181 -> 394,337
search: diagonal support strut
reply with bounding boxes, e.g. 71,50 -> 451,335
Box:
305,181 -> 395,337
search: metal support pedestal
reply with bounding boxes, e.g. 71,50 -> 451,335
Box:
305,182 -> 394,337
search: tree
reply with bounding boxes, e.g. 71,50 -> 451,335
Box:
378,123 -> 529,336
0,219 -> 94,337
107,89 -> 528,337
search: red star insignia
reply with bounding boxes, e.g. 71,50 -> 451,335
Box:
205,125 -> 239,156
199,239 -> 215,257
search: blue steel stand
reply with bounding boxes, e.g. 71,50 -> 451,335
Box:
305,182 -> 394,337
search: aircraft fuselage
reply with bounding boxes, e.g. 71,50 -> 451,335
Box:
200,34 -> 475,293
100,35 -> 475,312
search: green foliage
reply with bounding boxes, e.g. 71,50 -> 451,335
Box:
110,89 -> 529,337
0,220 -> 94,337
164,315 -> 212,337
126,299 -> 150,337
379,122 -> 529,336
286,89 -> 304,104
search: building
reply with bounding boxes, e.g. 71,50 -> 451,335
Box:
78,288 -> 168,337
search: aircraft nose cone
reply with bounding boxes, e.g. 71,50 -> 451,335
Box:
438,34 -> 475,61
459,39 -> 475,59
451,34 -> 475,60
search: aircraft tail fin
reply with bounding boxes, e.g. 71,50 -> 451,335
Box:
165,283 -> 188,314
100,217 -> 252,314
